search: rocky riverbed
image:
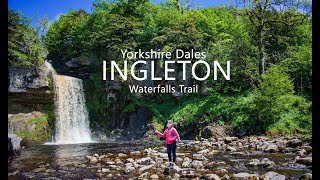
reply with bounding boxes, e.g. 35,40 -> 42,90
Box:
8,136 -> 312,180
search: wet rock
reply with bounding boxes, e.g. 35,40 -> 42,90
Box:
8,134 -> 22,156
262,171 -> 285,180
226,146 -> 237,152
130,150 -> 141,155
89,157 -> 98,164
173,173 -> 180,179
137,157 -> 152,165
105,160 -> 115,165
300,146 -> 312,153
191,160 -> 204,169
296,157 -> 312,166
221,174 -> 230,180
247,158 -> 275,168
45,169 -> 56,173
233,172 -> 259,180
118,153 -> 127,158
182,157 -> 192,168
172,165 -> 182,173
197,149 -> 210,154
248,159 -> 260,167
297,149 -> 307,157
125,158 -> 135,163
193,153 -> 208,160
260,158 -> 276,168
204,174 -> 221,180
163,167 -> 170,175
125,166 -> 135,173
101,168 -> 110,173
139,172 -> 150,179
264,144 -> 278,153
31,168 -> 46,173
138,165 -> 154,172
225,137 -> 238,144
150,174 -> 159,179
287,139 -> 302,148
216,168 -> 228,175
181,168 -> 196,178
299,173 -> 312,180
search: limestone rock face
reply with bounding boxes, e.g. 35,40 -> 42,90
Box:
8,62 -> 54,104
8,62 -> 55,145
199,123 -> 226,139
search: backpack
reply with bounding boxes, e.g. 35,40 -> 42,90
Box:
169,127 -> 181,143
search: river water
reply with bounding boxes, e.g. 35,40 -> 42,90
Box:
8,140 -> 311,179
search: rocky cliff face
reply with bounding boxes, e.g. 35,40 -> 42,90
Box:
107,107 -> 153,141
8,62 -> 54,105
8,62 -> 55,145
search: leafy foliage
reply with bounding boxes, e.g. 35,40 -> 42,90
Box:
43,0 -> 311,137
8,9 -> 47,67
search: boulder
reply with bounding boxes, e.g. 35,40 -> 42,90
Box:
182,157 -> 192,168
125,166 -> 135,173
199,123 -> 226,139
193,153 -> 208,161
137,157 -> 152,165
263,171 -> 286,180
8,134 -> 22,156
233,172 -> 259,180
299,173 -> 312,180
264,144 -> 278,153
260,158 -> 276,168
138,165 -> 154,172
139,172 -> 150,179
247,159 -> 260,167
150,174 -> 159,179
205,174 -> 221,180
191,160 -> 204,169
225,137 -> 238,144
287,139 -> 302,148
296,157 -> 312,166
89,157 -> 98,164
117,153 -> 127,158
226,146 -> 237,152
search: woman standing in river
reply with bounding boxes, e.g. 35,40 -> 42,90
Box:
155,120 -> 180,168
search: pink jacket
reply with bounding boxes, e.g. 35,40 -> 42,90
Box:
156,127 -> 179,144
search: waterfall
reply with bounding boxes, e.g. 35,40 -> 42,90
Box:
52,74 -> 92,144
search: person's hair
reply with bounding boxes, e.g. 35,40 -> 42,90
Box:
167,120 -> 173,124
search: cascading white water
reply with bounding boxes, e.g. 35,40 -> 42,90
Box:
53,75 -> 92,144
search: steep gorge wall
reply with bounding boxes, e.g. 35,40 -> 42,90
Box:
8,62 -> 55,144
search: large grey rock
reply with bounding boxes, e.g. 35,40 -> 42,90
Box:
191,160 -> 204,169
199,123 -> 226,139
299,173 -> 312,180
263,171 -> 286,180
233,172 -> 259,180
264,144 -> 278,153
225,137 -> 238,144
8,134 -> 22,156
296,157 -> 312,166
182,157 -> 192,168
287,139 -> 302,148
205,174 -> 221,180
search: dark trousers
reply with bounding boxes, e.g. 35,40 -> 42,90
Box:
166,142 -> 176,162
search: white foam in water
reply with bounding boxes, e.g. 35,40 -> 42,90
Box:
49,74 -> 92,144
